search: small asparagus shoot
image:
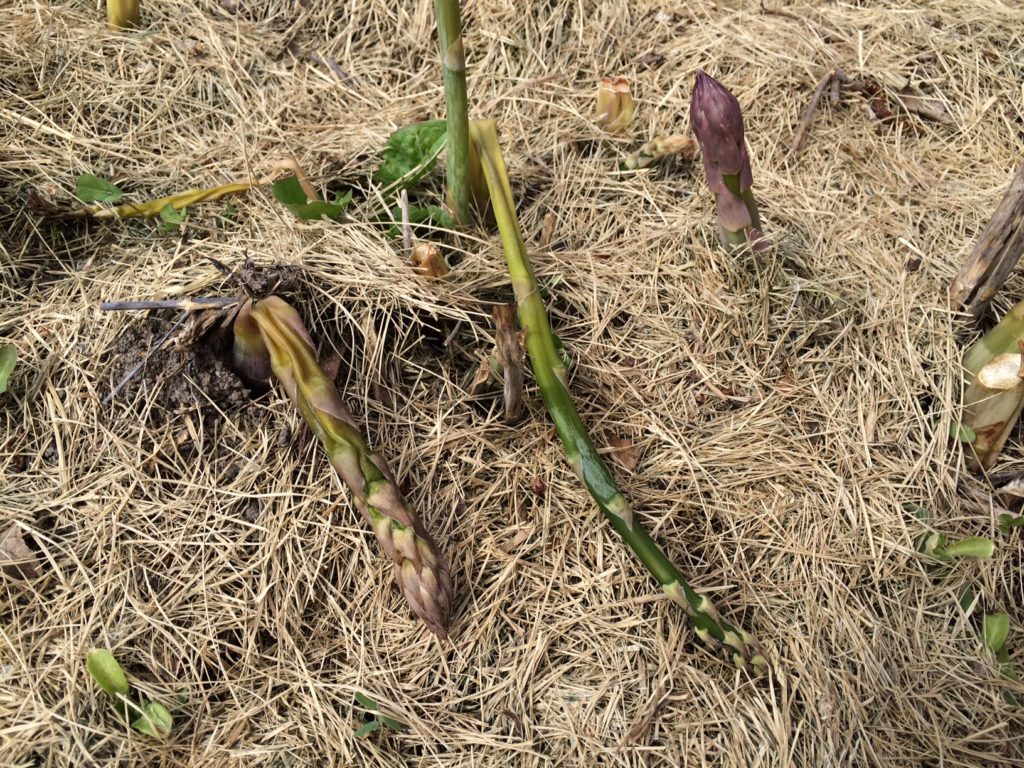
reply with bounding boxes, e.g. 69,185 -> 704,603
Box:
596,77 -> 635,134
469,118 -> 767,673
689,71 -> 763,249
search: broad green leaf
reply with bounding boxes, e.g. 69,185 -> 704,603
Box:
949,421 -> 976,442
87,650 -> 130,697
354,719 -> 381,739
983,612 -> 1010,653
77,174 -> 124,203
272,176 -> 351,220
942,536 -> 994,559
374,120 -> 447,188
0,345 -> 15,394
159,204 -> 187,231
131,700 -> 173,739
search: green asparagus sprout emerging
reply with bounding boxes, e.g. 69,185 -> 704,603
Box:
689,70 -> 763,250
433,0 -> 473,224
86,649 -> 173,739
469,118 -> 767,674
107,0 -> 139,30
249,297 -> 453,637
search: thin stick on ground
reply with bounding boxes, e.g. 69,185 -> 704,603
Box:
100,298 -> 237,312
470,118 -> 768,674
433,0 -> 472,224
788,69 -> 835,159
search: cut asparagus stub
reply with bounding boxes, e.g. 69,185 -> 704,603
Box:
469,117 -> 767,674
963,300 -> 1024,379
964,354 -> 1024,472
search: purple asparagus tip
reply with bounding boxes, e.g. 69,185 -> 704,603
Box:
689,70 -> 763,248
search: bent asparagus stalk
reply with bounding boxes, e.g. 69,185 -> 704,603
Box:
248,296 -> 453,637
469,118 -> 767,673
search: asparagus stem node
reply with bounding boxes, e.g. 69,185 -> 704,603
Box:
470,118 -> 767,674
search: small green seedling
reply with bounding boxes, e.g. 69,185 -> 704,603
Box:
271,176 -> 352,220
353,692 -> 406,738
159,204 -> 188,231
982,612 -> 1021,703
76,174 -> 124,204
0,345 -> 16,394
86,649 -> 173,739
948,420 -> 977,442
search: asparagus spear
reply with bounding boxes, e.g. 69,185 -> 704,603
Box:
469,119 -> 767,673
689,71 -> 763,250
248,297 -> 453,638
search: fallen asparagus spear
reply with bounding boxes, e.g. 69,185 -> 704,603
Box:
243,297 -> 453,637
469,118 -> 767,673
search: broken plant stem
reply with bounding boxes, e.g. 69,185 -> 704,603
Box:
470,118 -> 767,674
249,297 -> 453,637
434,0 -> 472,224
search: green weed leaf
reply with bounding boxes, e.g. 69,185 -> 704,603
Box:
131,700 -> 173,739
272,176 -> 351,220
159,204 -> 187,231
354,719 -> 381,739
942,536 -> 994,559
0,345 -> 16,394
374,120 -> 447,189
354,691 -> 377,711
77,174 -> 124,203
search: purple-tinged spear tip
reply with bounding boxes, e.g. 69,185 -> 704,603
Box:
689,70 -> 751,188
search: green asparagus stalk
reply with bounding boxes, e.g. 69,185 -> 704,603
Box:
469,119 -> 767,673
249,297 -> 453,637
107,0 -> 140,30
433,0 -> 473,224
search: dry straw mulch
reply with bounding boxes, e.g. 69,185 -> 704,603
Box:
2,1 -> 1024,765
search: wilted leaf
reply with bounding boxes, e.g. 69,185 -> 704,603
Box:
895,87 -> 953,123
607,435 -> 639,472
159,204 -> 187,231
0,523 -> 40,579
76,174 -> 124,203
983,612 -> 1010,653
374,120 -> 447,188
0,344 -> 16,394
272,176 -> 351,220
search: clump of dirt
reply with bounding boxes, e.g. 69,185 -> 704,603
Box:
235,257 -> 302,299
105,313 -> 248,414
